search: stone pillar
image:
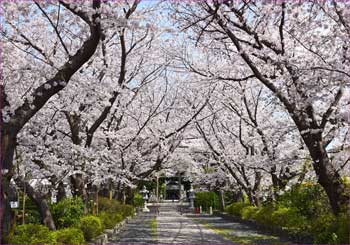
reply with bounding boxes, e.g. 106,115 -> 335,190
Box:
156,175 -> 159,202
178,176 -> 182,200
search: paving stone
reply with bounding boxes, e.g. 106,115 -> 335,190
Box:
111,203 -> 289,244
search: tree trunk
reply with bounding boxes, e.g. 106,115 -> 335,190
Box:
70,174 -> 88,214
14,178 -> 56,230
303,132 -> 349,215
219,190 -> 225,211
56,181 -> 66,202
246,189 -> 260,206
1,130 -> 17,243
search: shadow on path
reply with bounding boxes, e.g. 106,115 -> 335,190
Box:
111,203 -> 290,244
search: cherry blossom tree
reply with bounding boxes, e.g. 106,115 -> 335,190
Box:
1,0 -> 104,237
170,0 -> 350,215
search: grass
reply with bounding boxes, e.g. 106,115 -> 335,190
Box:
200,220 -> 286,244
150,217 -> 158,240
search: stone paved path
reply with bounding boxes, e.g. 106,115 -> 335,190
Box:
156,204 -> 232,244
112,203 -> 289,244
112,212 -> 157,244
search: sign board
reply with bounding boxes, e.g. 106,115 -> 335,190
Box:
10,201 -> 19,209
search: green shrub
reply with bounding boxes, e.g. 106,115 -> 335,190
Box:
99,211 -> 123,229
133,193 -> 144,207
80,215 -> 103,241
334,212 -> 350,244
271,206 -> 307,229
253,204 -> 275,226
10,224 -> 56,244
118,204 -> 135,218
225,202 -> 252,217
52,227 -> 85,244
314,212 -> 350,244
51,197 -> 84,228
15,195 -> 41,224
277,183 -> 330,219
98,197 -> 134,218
195,192 -> 220,211
241,205 -> 259,220
98,197 -> 120,211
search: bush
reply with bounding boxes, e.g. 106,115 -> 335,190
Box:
334,212 -> 350,244
99,211 -> 123,229
98,197 -> 120,211
271,206 -> 307,229
10,224 -> 55,244
225,183 -> 349,244
225,202 -> 252,217
241,206 -> 259,220
52,227 -> 85,244
15,195 -> 41,224
314,212 -> 350,244
98,197 -> 134,218
253,204 -> 275,226
133,193 -> 144,207
80,215 -> 103,241
277,183 -> 330,219
117,204 -> 135,218
51,197 -> 84,228
194,192 -> 220,211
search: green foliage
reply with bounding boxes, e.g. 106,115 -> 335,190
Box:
118,204 -> 135,218
98,197 -> 135,218
334,213 -> 350,244
51,228 -> 85,244
80,215 -> 103,241
194,192 -> 220,211
314,212 -> 350,244
151,217 -> 158,238
271,206 -> 307,229
98,211 -> 123,229
133,193 -> 145,207
225,202 -> 252,217
252,204 -> 275,226
160,183 -> 166,198
51,197 -> 84,228
14,194 -> 41,224
10,224 -> 55,244
241,206 -> 259,220
98,196 -> 120,211
225,183 -> 350,244
277,183 -> 330,219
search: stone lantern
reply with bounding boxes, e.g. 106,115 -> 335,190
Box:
139,185 -> 150,212
188,186 -> 195,209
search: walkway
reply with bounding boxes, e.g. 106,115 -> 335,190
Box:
112,212 -> 157,244
111,202 -> 289,244
156,203 -> 232,244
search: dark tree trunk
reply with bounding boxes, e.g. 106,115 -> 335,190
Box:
70,174 -> 88,213
98,186 -> 110,198
56,181 -> 66,202
1,130 -> 17,243
14,177 -> 56,230
246,189 -> 260,206
303,132 -> 349,215
125,186 -> 134,205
